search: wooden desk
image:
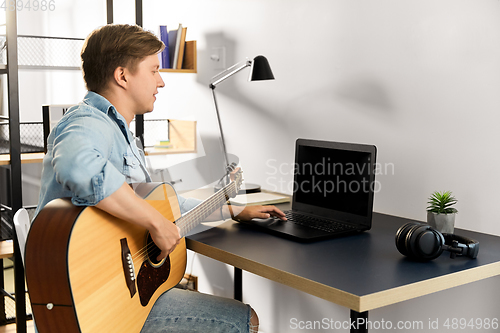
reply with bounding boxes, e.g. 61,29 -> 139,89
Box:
186,206 -> 500,332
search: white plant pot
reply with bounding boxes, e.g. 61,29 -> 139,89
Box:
427,211 -> 455,234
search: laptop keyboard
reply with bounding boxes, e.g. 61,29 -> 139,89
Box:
284,210 -> 357,233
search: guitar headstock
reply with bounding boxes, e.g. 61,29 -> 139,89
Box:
228,169 -> 244,198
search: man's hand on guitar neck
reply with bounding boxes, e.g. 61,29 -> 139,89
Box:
95,182 -> 181,261
229,166 -> 241,181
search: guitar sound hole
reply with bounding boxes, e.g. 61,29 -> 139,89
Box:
146,233 -> 163,266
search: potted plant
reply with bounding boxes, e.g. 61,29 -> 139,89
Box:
426,191 -> 458,234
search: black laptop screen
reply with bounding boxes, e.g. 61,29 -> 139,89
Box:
294,144 -> 374,218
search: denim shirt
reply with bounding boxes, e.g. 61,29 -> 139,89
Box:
35,91 -> 201,217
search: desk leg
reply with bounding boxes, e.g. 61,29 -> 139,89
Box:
350,310 -> 368,333
234,267 -> 242,301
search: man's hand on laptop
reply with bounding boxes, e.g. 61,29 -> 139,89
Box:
230,205 -> 287,222
226,166 -> 286,221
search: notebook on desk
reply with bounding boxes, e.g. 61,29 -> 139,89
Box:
241,139 -> 377,242
230,192 -> 290,206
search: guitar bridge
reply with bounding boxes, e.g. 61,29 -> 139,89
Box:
120,238 -> 137,298
136,232 -> 172,306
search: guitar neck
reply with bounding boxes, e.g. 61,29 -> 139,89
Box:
177,181 -> 238,237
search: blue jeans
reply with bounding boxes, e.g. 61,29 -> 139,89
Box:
141,288 -> 252,332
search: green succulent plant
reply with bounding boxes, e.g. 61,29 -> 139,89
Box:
427,191 -> 458,214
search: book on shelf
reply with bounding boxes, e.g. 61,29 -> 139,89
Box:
167,28 -> 178,69
162,23 -> 190,70
176,27 -> 187,69
171,24 -> 183,69
159,25 -> 170,69
154,140 -> 173,149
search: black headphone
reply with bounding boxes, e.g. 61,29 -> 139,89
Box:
395,222 -> 479,261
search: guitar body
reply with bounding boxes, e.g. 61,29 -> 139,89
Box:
25,183 -> 187,333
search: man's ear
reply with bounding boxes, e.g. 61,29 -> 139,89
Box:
113,66 -> 128,89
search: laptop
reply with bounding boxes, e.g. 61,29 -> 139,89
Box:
241,139 -> 377,242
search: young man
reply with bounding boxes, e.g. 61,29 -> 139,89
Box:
36,24 -> 286,332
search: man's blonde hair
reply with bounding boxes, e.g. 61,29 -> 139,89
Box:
81,24 -> 164,93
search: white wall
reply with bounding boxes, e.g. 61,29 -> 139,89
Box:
19,1 -> 500,332
142,1 -> 500,332
144,0 -> 500,235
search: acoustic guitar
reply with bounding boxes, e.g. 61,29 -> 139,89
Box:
25,172 -> 243,332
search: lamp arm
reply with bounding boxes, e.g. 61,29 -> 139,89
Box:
210,86 -> 230,172
210,60 -> 252,87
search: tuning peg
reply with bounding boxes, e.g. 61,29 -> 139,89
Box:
226,162 -> 237,172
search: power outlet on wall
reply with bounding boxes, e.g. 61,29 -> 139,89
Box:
210,46 -> 226,70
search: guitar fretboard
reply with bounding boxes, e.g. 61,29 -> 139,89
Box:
176,181 -> 238,237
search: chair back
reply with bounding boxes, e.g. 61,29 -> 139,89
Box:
13,208 -> 30,264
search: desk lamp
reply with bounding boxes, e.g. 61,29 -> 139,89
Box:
210,55 -> 275,193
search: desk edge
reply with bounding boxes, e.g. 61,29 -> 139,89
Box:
186,238 -> 363,311
359,261 -> 500,312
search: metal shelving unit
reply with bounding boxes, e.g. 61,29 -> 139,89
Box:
7,35 -> 83,70
0,7 -> 27,333
0,7 -> 87,333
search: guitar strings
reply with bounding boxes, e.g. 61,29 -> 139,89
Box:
131,181 -> 238,263
131,187 -> 231,262
178,182 -> 236,236
132,181 -> 237,263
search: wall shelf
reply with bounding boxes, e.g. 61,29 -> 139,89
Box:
144,119 -> 197,156
160,68 -> 197,74
159,40 -> 197,73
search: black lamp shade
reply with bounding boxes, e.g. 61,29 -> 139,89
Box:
250,55 -> 275,81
